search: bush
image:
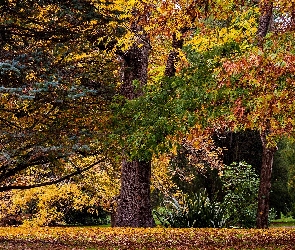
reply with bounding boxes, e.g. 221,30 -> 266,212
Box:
154,162 -> 259,228
0,183 -> 110,226
221,162 -> 259,228
154,189 -> 226,228
0,163 -> 119,226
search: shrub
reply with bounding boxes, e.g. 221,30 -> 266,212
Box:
154,189 -> 226,228
154,162 -> 259,228
0,168 -> 120,226
0,183 -> 109,226
221,162 -> 259,228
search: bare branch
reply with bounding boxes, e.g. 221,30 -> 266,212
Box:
0,158 -> 105,192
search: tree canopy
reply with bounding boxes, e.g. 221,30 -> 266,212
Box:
0,0 -> 124,189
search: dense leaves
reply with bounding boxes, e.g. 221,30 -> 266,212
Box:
111,40 -> 241,160
1,0 -> 295,230
0,0 -> 123,188
222,162 -> 259,228
153,162 -> 259,229
0,160 -> 119,226
154,188 -> 225,228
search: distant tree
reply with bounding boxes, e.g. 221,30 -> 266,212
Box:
213,129 -> 263,175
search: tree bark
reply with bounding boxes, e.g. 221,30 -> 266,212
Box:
114,160 -> 155,227
114,16 -> 184,227
255,2 -> 274,229
257,1 -> 273,47
256,131 -> 277,228
113,16 -> 155,227
164,34 -> 184,77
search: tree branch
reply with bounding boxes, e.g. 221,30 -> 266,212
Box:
0,158 -> 105,192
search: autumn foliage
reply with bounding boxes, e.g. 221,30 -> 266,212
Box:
0,227 -> 295,249
1,0 -> 295,234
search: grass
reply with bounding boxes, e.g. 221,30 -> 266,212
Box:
0,227 -> 294,249
270,215 -> 295,228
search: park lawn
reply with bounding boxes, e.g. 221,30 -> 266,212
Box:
270,216 -> 295,228
0,227 -> 294,249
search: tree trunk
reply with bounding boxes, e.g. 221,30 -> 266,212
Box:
255,2 -> 274,229
114,17 -> 155,227
256,131 -> 277,228
114,160 -> 155,227
114,21 -> 184,228
257,1 -> 273,47
164,34 -> 184,77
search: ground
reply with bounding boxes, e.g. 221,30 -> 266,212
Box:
0,227 -> 295,249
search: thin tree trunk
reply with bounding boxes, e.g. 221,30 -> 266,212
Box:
256,131 -> 277,228
255,1 -> 274,229
291,4 -> 295,30
257,1 -> 273,47
165,34 -> 184,77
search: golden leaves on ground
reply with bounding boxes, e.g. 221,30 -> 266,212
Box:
0,227 -> 294,249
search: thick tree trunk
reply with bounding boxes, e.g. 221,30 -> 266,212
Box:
114,17 -> 155,227
114,160 -> 155,227
256,131 -> 277,228
114,23 -> 184,228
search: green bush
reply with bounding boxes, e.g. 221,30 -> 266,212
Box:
154,162 -> 259,228
154,189 -> 226,228
221,162 -> 259,228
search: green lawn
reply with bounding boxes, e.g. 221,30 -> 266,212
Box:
270,216 -> 295,228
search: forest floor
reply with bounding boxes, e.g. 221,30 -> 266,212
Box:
0,227 -> 295,249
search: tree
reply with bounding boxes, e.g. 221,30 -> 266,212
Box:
113,5 -> 155,227
270,137 -> 295,219
213,129 -> 263,175
255,0 -> 276,229
112,0 -> 264,227
0,0 -> 123,190
113,1 -> 187,227
187,1 -> 295,228
112,0 -> 211,227
117,0 -> 295,229
270,139 -> 292,219
4,0 -> 293,229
